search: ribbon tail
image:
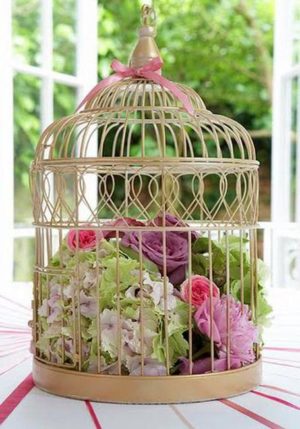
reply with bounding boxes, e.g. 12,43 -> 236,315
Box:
76,74 -> 123,112
142,71 -> 194,116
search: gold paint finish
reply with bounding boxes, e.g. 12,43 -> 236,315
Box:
33,358 -> 262,404
129,4 -> 161,68
129,26 -> 161,68
30,3 -> 262,405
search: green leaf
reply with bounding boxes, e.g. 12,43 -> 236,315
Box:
99,256 -> 139,310
123,305 -> 139,320
168,299 -> 190,337
231,272 -> 272,327
143,307 -> 160,333
152,329 -> 165,363
257,290 -> 273,326
257,258 -> 270,285
168,332 -> 189,364
192,237 -> 209,254
211,250 -> 225,273
220,235 -> 248,252
151,303 -> 189,366
192,253 -> 208,275
102,256 -> 139,287
119,243 -> 159,273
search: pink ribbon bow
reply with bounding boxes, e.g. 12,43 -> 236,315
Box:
77,57 -> 194,115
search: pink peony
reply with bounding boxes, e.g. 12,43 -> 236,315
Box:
180,275 -> 219,307
67,229 -> 103,251
179,354 -> 243,375
180,295 -> 257,374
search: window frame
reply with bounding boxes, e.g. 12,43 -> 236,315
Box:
2,0 -> 299,288
272,0 -> 293,223
270,0 -> 300,288
0,0 -> 98,288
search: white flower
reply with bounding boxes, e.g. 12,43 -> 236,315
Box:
122,320 -> 141,354
82,269 -> 98,289
63,283 -> 74,299
55,337 -> 74,354
47,306 -> 62,323
48,280 -> 61,295
143,273 -> 176,310
158,294 -> 177,311
121,318 -> 156,356
127,356 -> 167,376
38,290 -> 63,323
100,309 -> 119,358
38,298 -> 48,317
125,284 -> 140,300
43,322 -> 62,338
80,291 -> 97,318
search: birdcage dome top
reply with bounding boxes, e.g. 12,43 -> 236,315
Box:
34,77 -> 257,168
33,5 -> 258,171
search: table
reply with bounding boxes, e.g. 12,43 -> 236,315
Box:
1,285 -> 299,429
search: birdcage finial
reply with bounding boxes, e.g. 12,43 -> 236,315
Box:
141,4 -> 156,27
129,4 -> 162,68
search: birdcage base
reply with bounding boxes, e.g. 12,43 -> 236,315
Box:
33,357 -> 262,404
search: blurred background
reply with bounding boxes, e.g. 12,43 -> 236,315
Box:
1,0 -> 299,289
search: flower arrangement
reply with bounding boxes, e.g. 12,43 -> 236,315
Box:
36,214 -> 272,376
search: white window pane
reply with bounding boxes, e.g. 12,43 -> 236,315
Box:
292,38 -> 300,64
290,78 -> 298,222
54,83 -> 76,119
14,73 -> 41,224
14,237 -> 34,281
53,0 -> 76,75
12,0 -> 41,66
293,0 -> 300,64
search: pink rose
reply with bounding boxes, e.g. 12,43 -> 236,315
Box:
180,275 -> 219,307
67,229 -> 103,251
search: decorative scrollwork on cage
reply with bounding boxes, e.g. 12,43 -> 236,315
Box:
30,4 -> 269,404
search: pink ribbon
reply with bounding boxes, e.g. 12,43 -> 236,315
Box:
77,57 -> 194,115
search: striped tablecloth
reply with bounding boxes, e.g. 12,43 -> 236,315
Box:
0,284 -> 299,429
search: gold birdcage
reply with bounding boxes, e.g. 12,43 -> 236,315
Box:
30,4 -> 262,403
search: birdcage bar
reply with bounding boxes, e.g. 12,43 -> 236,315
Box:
240,230 -> 245,313
138,230 -> 145,375
188,231 -> 193,375
162,220 -> 171,375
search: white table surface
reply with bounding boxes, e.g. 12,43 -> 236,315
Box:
1,284 -> 299,429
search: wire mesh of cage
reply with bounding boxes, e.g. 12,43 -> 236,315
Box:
30,4 -> 262,403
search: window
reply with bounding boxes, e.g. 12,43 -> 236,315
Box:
270,0 -> 300,288
0,0 -> 98,289
1,0 -> 299,290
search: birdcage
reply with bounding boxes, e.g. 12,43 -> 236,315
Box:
30,4 -> 263,403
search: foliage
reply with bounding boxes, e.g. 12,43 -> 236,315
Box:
99,0 -> 273,125
36,223 -> 265,374
37,234 -> 189,373
192,235 -> 272,328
